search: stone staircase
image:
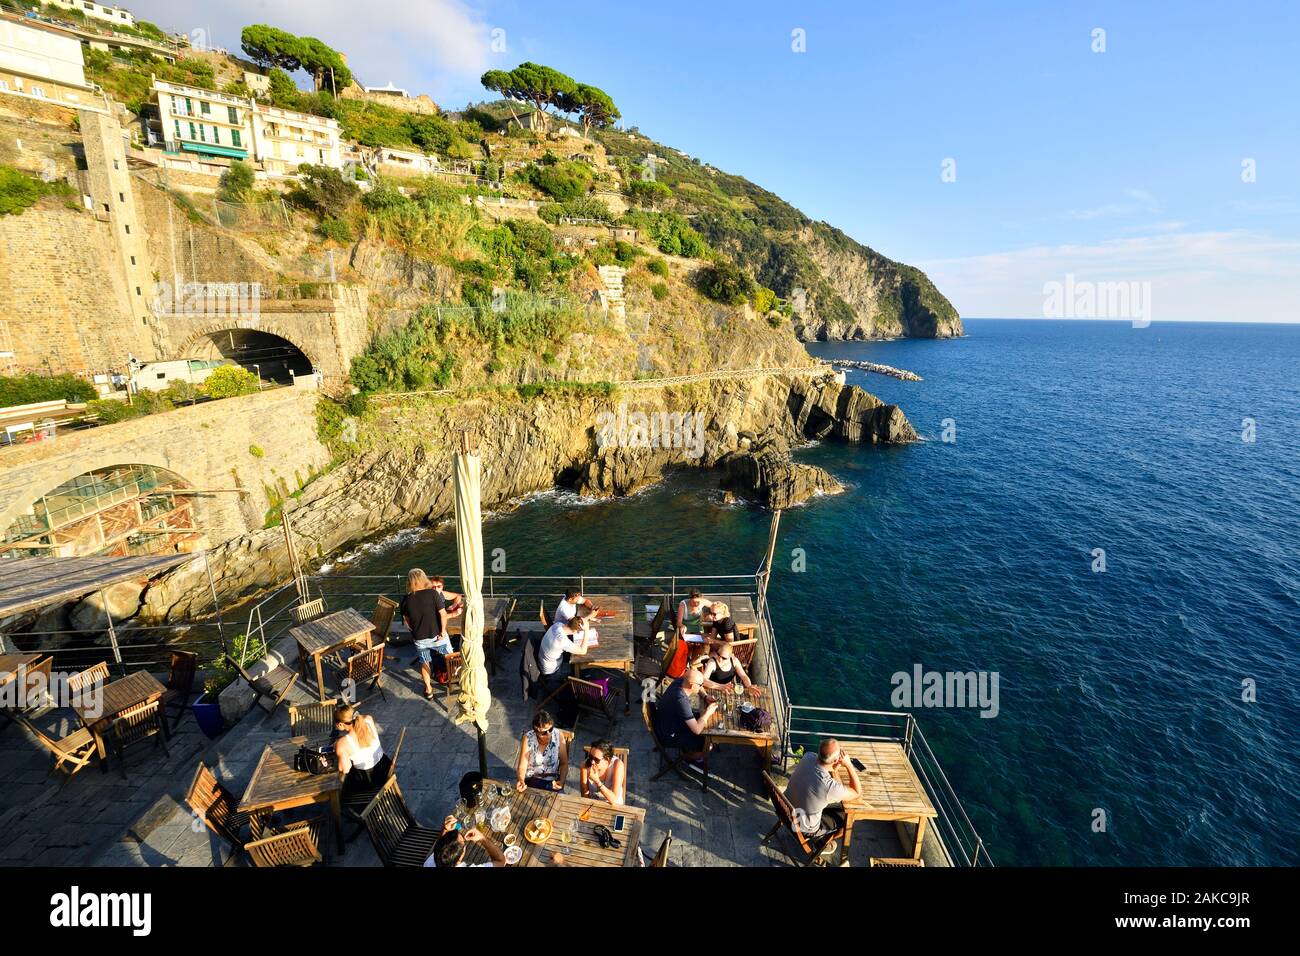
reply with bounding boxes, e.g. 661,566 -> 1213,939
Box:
597,265 -> 626,325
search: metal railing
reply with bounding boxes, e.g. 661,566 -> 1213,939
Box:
787,705 -> 993,867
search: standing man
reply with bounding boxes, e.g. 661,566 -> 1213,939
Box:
400,568 -> 457,700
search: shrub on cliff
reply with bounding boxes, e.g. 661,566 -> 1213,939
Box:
0,166 -> 71,216
200,365 -> 260,399
520,160 -> 592,202
694,259 -> 757,305
624,211 -> 708,258
289,164 -> 360,219
0,373 -> 95,407
218,160 -> 256,203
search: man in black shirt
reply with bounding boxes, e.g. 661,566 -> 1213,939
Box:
400,569 -> 460,700
653,668 -> 718,765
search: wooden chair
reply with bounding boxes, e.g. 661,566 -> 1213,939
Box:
287,698 -> 339,746
290,597 -> 326,625
336,644 -> 386,704
359,776 -> 439,867
568,675 -> 621,731
486,598 -> 517,675
539,601 -> 553,629
108,699 -> 167,775
225,655 -> 300,715
185,762 -> 253,861
162,650 -> 198,733
246,820 -> 324,867
870,857 -> 925,867
649,829 -> 672,867
642,700 -> 693,782
759,771 -> 845,867
370,596 -> 399,646
440,650 -> 463,711
341,727 -> 405,842
15,715 -> 96,783
67,662 -> 110,702
634,595 -> 670,647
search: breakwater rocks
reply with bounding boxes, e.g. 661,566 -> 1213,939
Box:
136,373 -> 914,622
827,359 -> 923,382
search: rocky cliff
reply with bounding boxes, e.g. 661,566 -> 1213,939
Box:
139,372 -> 913,621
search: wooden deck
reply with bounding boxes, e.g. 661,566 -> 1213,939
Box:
0,612 -> 948,867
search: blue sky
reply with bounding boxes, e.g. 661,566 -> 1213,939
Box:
134,0 -> 1300,321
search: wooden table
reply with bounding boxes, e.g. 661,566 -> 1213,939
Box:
523,794 -> 645,867
572,594 -> 634,714
0,653 -> 51,718
69,669 -> 167,770
291,607 -> 375,702
459,778 -> 553,866
694,683 -> 778,792
447,596 -> 515,674
835,740 -> 939,861
239,737 -> 344,857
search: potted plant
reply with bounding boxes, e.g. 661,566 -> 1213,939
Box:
192,664 -> 235,738
191,634 -> 267,738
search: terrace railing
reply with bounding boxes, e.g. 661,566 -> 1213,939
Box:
787,705 -> 993,867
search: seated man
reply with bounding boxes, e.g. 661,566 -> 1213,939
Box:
539,615 -> 592,680
427,819 -> 506,867
554,588 -> 595,626
652,667 -> 718,766
784,737 -> 861,837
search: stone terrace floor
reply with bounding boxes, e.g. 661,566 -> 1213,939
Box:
1,627 -> 919,867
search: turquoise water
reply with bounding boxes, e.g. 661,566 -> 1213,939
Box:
330,319 -> 1300,866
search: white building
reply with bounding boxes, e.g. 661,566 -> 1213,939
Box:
153,79 -> 251,160
0,18 -> 95,106
365,81 -> 410,99
374,146 -> 439,175
151,79 -> 342,172
250,104 -> 341,173
45,1 -> 136,28
130,359 -> 226,392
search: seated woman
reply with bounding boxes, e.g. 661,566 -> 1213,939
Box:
700,601 -> 730,631
699,637 -> 753,692
675,588 -> 711,635
334,704 -> 391,799
580,739 -> 626,806
515,709 -> 568,793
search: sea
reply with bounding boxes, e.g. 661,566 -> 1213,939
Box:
322,319 -> 1300,866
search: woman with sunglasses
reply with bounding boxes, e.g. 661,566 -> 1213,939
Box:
334,704 -> 391,800
515,709 -> 568,792
580,739 -> 626,806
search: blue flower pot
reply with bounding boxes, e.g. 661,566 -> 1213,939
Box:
192,692 -> 225,738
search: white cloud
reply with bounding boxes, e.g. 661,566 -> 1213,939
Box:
129,0 -> 493,103
920,230 -> 1300,323
1067,188 -> 1160,221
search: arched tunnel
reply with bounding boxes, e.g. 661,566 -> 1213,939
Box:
188,329 -> 313,384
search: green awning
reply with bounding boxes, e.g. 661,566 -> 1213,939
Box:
179,141 -> 248,159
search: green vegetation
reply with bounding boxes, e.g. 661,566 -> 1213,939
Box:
537,197 -> 613,224
83,47 -> 216,114
623,211 -> 708,258
647,257 -> 669,277
519,156 -> 592,201
248,444 -> 265,458
0,165 -> 73,216
288,164 -> 360,219
241,24 -> 352,90
200,366 -> 260,399
217,160 -> 255,203
202,632 -> 268,695
0,373 -> 95,407
626,179 -> 672,208
694,259 -> 757,305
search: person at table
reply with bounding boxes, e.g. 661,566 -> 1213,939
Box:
580,738 -> 626,805
333,704 -> 391,800
675,588 -> 711,634
539,614 -> 592,682
554,588 -> 595,625
431,574 -> 464,620
653,668 -> 718,767
515,709 -> 569,792
701,601 -> 730,631
784,737 -> 862,837
427,821 -> 506,867
699,638 -> 753,692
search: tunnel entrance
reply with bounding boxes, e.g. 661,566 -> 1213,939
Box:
189,329 -> 313,384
